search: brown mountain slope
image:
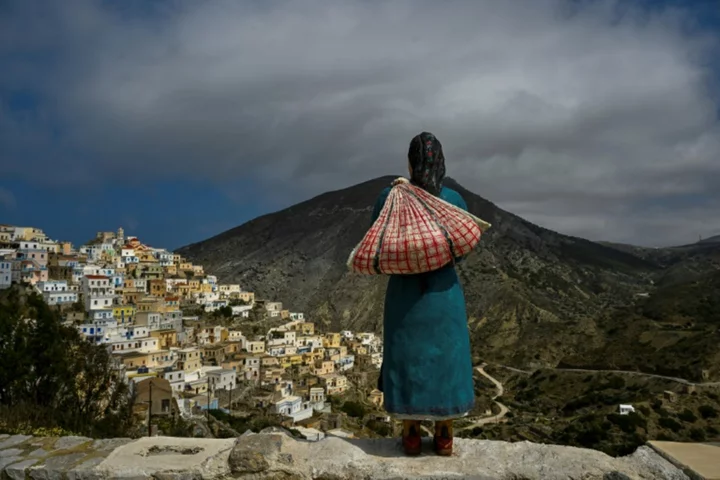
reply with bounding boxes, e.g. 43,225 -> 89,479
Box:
559,269 -> 720,381
177,176 -> 661,368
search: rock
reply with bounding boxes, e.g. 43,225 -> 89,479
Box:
0,435 -> 31,450
226,434 -> 690,480
0,434 -> 695,480
5,458 -> 40,480
29,453 -> 88,480
0,456 -> 23,469
228,450 -> 270,474
93,436 -> 235,479
0,448 -> 24,459
54,436 -> 92,451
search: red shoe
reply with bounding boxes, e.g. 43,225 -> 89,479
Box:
402,421 -> 422,456
434,421 -> 453,456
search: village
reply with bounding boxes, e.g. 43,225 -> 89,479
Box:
0,224 -> 387,440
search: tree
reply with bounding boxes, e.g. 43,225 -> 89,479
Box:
0,287 -> 133,436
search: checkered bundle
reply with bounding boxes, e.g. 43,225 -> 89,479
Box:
348,179 -> 492,275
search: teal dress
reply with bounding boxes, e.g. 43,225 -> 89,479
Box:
372,185 -> 475,420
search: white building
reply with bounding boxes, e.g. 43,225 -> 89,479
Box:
35,280 -> 78,305
274,395 -> 313,423
619,404 -> 636,415
206,369 -> 237,391
82,275 -> 116,311
0,259 -> 14,289
231,305 -> 252,317
162,369 -> 186,391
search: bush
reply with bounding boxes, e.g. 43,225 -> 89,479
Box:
637,406 -> 651,416
341,401 -> 367,418
699,405 -> 718,419
605,376 -> 626,389
689,428 -> 706,441
659,417 -> 682,431
678,409 -> 697,423
0,288 -> 133,437
607,412 -> 646,433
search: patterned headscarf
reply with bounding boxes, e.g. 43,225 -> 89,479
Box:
408,131 -> 446,196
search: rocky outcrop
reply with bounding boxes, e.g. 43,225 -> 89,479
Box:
0,431 -> 693,480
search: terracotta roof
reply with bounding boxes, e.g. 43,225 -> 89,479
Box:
85,275 -> 109,279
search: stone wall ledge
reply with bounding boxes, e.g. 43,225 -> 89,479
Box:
0,431 -> 694,480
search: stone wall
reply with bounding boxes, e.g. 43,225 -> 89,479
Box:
0,430 -> 692,480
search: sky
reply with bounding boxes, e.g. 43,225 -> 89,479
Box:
1,0 -> 720,249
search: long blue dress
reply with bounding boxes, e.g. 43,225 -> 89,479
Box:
372,185 -> 475,420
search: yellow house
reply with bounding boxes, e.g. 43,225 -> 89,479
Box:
164,264 -> 178,276
280,310 -> 290,319
113,305 -> 136,323
261,355 -> 280,367
149,329 -> 178,349
369,389 -> 384,407
172,254 -> 182,264
122,290 -> 143,306
179,262 -> 193,272
313,360 -> 335,376
177,348 -> 201,372
148,279 -> 167,296
137,296 -> 164,313
138,251 -> 156,263
176,284 -> 192,298
323,333 -> 341,348
302,352 -> 322,365
192,265 -> 204,276
199,283 -> 213,293
279,356 -> 292,369
245,341 -> 265,354
237,291 -> 254,304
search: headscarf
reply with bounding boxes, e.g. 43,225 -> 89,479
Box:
408,131 -> 446,196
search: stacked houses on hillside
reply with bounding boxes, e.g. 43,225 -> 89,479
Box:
0,224 -> 384,427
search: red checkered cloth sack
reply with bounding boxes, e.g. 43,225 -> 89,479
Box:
347,178 -> 492,275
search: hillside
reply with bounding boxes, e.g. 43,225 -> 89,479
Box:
177,176 -> 670,369
462,367 -> 720,457
559,269 -> 720,381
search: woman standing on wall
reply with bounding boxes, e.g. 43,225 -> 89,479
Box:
372,132 -> 475,456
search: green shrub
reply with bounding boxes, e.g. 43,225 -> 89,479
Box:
689,428 -> 706,441
341,401 -> 367,418
678,409 -> 697,423
605,376 -> 626,389
699,405 -> 718,419
658,417 -> 682,431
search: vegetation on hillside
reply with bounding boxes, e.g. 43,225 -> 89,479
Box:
560,270 -> 720,381
0,286 -> 133,437
460,368 -> 720,456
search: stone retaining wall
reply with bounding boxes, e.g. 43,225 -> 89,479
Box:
0,431 -> 693,480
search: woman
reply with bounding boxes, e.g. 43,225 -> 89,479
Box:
372,132 -> 475,456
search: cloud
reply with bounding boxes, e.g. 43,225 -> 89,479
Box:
1,0 -> 719,246
0,187 -> 16,210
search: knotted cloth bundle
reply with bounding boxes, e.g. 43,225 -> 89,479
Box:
348,179 -> 491,275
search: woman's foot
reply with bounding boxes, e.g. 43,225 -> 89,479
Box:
402,420 -> 422,456
434,420 -> 453,456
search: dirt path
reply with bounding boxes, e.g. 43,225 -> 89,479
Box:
491,363 -> 720,387
458,365 -> 510,432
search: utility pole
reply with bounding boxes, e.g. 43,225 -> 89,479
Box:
148,381 -> 153,437
206,383 -> 211,420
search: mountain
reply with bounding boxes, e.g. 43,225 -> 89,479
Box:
698,234 -> 720,245
177,176 -> 717,372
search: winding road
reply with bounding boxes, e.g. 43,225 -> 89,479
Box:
458,364 -> 510,432
492,363 -> 720,387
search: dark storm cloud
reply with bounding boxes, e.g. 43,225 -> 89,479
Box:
1,0 -> 719,245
